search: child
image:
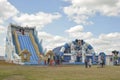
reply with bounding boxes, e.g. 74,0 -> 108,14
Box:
88,59 -> 92,68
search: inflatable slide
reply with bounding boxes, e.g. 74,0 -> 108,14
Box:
5,24 -> 44,65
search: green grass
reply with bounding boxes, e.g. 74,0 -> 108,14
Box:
0,61 -> 120,80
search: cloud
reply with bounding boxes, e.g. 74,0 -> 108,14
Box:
63,0 -> 120,24
0,0 -> 18,24
0,25 -> 6,34
99,32 -> 120,41
65,25 -> 93,39
13,12 -> 61,30
86,32 -> 120,54
38,31 -> 69,50
65,25 -> 83,33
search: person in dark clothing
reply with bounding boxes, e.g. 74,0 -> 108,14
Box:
101,56 -> 105,68
101,58 -> 104,68
85,58 -> 88,68
22,29 -> 24,35
19,29 -> 21,32
47,57 -> 50,65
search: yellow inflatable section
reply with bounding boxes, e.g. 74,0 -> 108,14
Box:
45,50 -> 54,60
45,50 -> 55,65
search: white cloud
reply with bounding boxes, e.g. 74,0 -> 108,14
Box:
65,25 -> 93,39
99,32 -> 120,41
0,25 -> 6,34
0,0 -> 18,24
65,25 -> 83,33
13,12 -> 61,30
86,32 -> 120,54
38,31 -> 69,50
63,0 -> 120,24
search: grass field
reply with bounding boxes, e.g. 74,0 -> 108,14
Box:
0,61 -> 120,80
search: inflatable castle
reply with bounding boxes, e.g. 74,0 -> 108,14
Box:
53,39 -> 96,64
5,24 -> 45,65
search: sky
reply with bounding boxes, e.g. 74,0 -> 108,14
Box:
0,0 -> 120,56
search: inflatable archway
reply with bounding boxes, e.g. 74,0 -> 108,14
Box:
98,52 -> 106,64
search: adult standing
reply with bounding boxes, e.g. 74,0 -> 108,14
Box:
85,58 -> 88,68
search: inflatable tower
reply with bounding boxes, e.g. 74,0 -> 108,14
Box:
5,24 -> 44,65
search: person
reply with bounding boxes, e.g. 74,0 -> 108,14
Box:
98,56 -> 101,67
22,29 -> 24,35
53,55 -> 56,65
55,55 -> 60,65
101,56 -> 105,68
85,58 -> 88,68
47,55 -> 50,65
19,29 -> 21,32
88,58 -> 92,68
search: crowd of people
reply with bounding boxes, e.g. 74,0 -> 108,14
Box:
84,56 -> 105,68
85,58 -> 92,68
